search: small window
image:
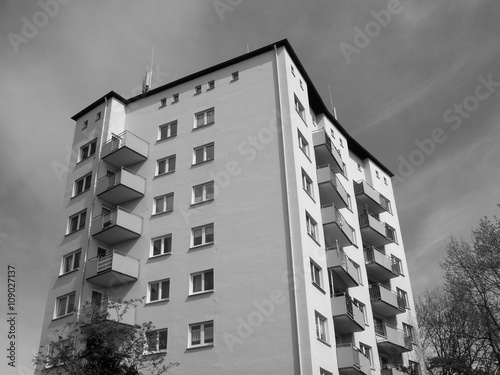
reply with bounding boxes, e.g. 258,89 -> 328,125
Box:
73,173 -> 92,196
306,213 -> 318,241
298,130 -> 309,157
342,162 -> 348,179
67,211 -> 86,234
207,80 -> 215,90
330,129 -> 335,139
153,193 -> 174,214
190,269 -> 214,294
294,95 -> 305,121
83,120 -> 88,130
189,321 -> 213,347
359,343 -> 373,366
315,312 -> 328,343
403,323 -> 415,343
354,299 -> 368,325
320,369 -> 332,375
146,329 -> 168,353
302,169 -> 314,199
148,279 -> 170,302
376,170 -> 380,179
357,163 -> 362,172
172,93 -> 179,103
384,176 -> 388,185
55,292 -> 76,318
160,98 -> 167,107
47,340 -> 70,367
195,108 -> 215,129
61,251 -> 81,275
310,260 -> 322,288
193,181 -> 215,204
156,155 -> 176,175
231,71 -> 239,81
95,111 -> 101,121
193,143 -> 214,165
291,66 -> 295,76
409,361 -> 421,375
151,235 -> 172,257
194,85 -> 202,95
391,255 -> 403,275
191,224 -> 214,247
158,121 -> 178,141
79,139 -> 97,162
300,80 -> 303,90
339,138 -> 344,148
397,288 -> 409,310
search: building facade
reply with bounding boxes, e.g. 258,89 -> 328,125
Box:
37,39 -> 425,375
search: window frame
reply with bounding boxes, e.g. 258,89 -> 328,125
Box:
192,181 -> 215,204
160,98 -> 167,107
306,212 -> 318,242
54,292 -> 76,319
207,80 -> 215,90
67,210 -> 86,234
46,339 -> 71,368
151,235 -> 172,257
191,223 -> 214,248
297,130 -> 310,158
294,95 -> 306,122
79,139 -> 97,162
194,85 -> 202,95
95,111 -> 101,121
403,323 -> 415,343
193,143 -> 215,165
172,93 -> 179,103
148,279 -> 170,303
301,169 -> 314,199
153,193 -> 174,215
315,311 -> 329,344
194,108 -> 215,129
231,71 -> 239,81
156,155 -> 176,176
61,250 -> 81,275
397,288 -> 409,310
158,121 -> 177,141
188,321 -> 214,348
146,328 -> 168,353
73,173 -> 92,197
310,259 -> 322,289
190,269 -> 214,295
359,342 -> 373,367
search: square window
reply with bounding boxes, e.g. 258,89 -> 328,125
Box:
55,293 -> 76,318
194,108 -> 215,129
156,155 -> 176,175
172,93 -> 179,103
192,224 -> 214,247
207,80 -> 215,90
146,329 -> 168,353
151,235 -> 172,257
189,321 -> 213,347
160,98 -> 167,107
310,260 -> 322,288
73,173 -> 92,196
158,121 -> 177,141
315,312 -> 328,343
154,193 -> 174,214
193,143 -> 214,165
61,251 -> 81,275
193,181 -> 215,204
79,139 -> 97,162
302,170 -> 313,198
306,213 -> 318,241
190,269 -> 214,294
294,95 -> 305,121
231,71 -> 239,81
149,279 -> 170,302
68,211 -> 86,234
298,130 -> 309,157
194,85 -> 202,95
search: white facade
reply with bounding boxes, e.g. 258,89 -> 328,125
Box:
37,40 -> 425,375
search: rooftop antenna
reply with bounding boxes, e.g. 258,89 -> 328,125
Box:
328,85 -> 337,119
142,47 -> 154,93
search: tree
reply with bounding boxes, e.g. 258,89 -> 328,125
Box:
34,298 -> 179,375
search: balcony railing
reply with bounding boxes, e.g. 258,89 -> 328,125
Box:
364,246 -> 399,281
79,297 -> 135,326
359,212 -> 397,247
86,250 -> 139,288
369,284 -> 406,316
354,180 -> 391,214
336,344 -> 371,375
312,129 -> 343,174
317,164 -> 350,208
375,323 -> 413,354
381,367 -> 406,375
331,293 -> 365,334
101,131 -> 149,167
91,207 -> 143,244
326,248 -> 360,288
96,167 -> 146,205
321,204 -> 356,248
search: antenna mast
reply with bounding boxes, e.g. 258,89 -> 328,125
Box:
328,85 -> 337,119
142,47 -> 154,93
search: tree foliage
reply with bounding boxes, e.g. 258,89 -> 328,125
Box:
34,298 -> 179,375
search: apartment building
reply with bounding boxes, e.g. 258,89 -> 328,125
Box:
36,39 -> 425,375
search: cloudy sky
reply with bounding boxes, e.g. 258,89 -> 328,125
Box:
1,0 -> 499,372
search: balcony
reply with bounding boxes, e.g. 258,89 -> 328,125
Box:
326,248 -> 360,288
369,284 -> 406,316
80,297 -> 135,326
321,204 -> 356,248
312,129 -> 343,174
96,168 -> 146,205
331,293 -> 365,334
317,165 -> 350,208
91,207 -> 142,244
336,344 -> 372,375
359,212 -> 397,247
101,131 -> 148,167
375,324 -> 413,355
86,251 -> 139,288
364,246 -> 400,281
354,180 -> 391,214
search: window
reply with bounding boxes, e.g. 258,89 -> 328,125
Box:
55,293 -> 75,318
342,162 -> 348,179
192,224 -> 214,247
397,288 -> 409,310
354,299 -> 368,325
359,343 -> 373,366
300,79 -> 303,90
74,173 -> 92,196
306,213 -> 318,241
294,95 -> 305,121
148,279 -> 170,302
67,211 -> 86,234
193,143 -> 214,164
376,170 -> 380,179
298,130 -> 309,157
83,120 -> 88,129
384,177 -> 388,185
409,361 -> 420,375
352,261 -> 362,285
61,251 -> 81,275
291,65 -> 295,76
302,170 -> 313,198
189,321 -> 213,347
392,255 -> 403,275
195,108 -> 215,128
194,85 -> 202,95
158,121 -> 177,140
207,80 -> 215,90
47,340 -> 70,367
231,71 -> 239,81
357,162 -> 362,171
153,193 -> 174,214
315,312 -> 328,343
156,155 -> 176,175
310,260 -> 322,288
320,369 -> 332,375
330,129 -> 335,138
95,111 -> 101,121
193,181 -> 214,204
151,235 -> 172,257
403,323 -> 415,343
160,98 -> 167,107
79,139 -> 97,161
146,329 -> 168,353
339,138 -> 343,148
191,269 -> 214,294
172,93 -> 179,103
